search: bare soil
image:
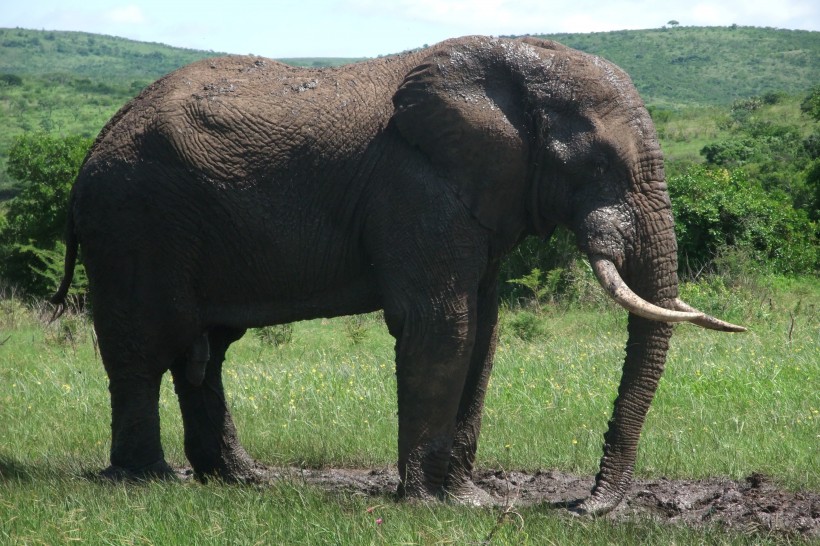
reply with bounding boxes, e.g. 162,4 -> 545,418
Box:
274,466 -> 820,539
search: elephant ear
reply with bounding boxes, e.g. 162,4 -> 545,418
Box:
391,46 -> 531,235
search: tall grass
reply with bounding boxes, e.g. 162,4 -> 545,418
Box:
0,276 -> 817,543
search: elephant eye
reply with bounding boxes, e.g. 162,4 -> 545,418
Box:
592,154 -> 610,175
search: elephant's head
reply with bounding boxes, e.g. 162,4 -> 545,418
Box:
393,36 -> 744,514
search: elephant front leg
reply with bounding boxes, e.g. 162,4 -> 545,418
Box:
170,327 -> 260,483
387,297 -> 477,500
444,272 -> 499,505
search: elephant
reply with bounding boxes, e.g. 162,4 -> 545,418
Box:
51,35 -> 744,515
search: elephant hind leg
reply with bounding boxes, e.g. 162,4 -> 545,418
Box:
102,366 -> 176,480
170,326 -> 260,483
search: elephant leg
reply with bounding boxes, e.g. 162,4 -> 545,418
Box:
385,290 -> 478,500
444,269 -> 500,504
103,371 -> 174,479
169,326 -> 259,483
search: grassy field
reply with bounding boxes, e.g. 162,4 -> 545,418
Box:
0,275 -> 817,544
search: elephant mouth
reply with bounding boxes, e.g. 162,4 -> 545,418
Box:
589,255 -> 747,332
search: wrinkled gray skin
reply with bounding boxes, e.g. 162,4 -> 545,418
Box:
52,36 -> 742,515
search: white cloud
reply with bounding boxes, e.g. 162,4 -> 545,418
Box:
104,5 -> 147,25
346,0 -> 555,32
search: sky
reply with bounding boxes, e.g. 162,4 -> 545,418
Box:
1,0 -> 818,58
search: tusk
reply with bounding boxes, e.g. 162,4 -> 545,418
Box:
673,299 -> 748,332
589,256 -> 703,323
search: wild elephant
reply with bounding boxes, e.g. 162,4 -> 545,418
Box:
52,36 -> 744,514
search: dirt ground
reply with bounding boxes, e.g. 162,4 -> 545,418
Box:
277,466 -> 820,539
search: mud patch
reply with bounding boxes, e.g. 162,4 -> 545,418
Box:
276,467 -> 819,539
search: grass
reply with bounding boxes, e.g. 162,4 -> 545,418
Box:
0,276 -> 818,543
3,480 -> 787,545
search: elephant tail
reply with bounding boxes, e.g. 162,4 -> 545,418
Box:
49,208 -> 79,320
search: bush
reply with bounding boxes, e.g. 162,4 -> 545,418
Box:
504,310 -> 545,342
669,166 -> 818,276
0,73 -> 23,86
342,315 -> 369,345
0,133 -> 92,296
254,324 -> 293,347
800,85 -> 820,122
499,227 -> 581,302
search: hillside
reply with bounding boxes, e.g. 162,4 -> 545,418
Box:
0,26 -> 818,190
534,26 -> 819,107
0,28 -> 368,190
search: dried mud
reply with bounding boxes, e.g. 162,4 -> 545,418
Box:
271,466 -> 820,539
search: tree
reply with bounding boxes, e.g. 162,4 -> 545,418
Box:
801,85 -> 820,122
0,133 -> 92,295
667,20 -> 680,28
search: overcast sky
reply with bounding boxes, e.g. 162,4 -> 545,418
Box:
2,0 -> 818,58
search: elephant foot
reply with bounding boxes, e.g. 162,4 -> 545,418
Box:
199,460 -> 269,485
98,460 -> 181,482
396,479 -> 439,502
569,489 -> 626,516
443,480 -> 496,507
191,444 -> 269,485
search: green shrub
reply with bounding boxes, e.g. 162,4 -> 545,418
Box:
499,227 -> 581,302
0,73 -> 23,86
504,310 -> 545,342
0,133 -> 92,296
342,315 -> 369,345
669,166 -> 818,276
800,85 -> 820,121
254,324 -> 294,347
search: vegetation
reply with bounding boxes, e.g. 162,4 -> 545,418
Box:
0,275 -> 817,543
534,26 -> 820,107
0,133 -> 91,297
0,25 -> 818,543
0,28 -> 365,191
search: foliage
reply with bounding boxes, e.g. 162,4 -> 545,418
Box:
15,242 -> 88,302
801,85 -> 820,121
253,324 -> 294,347
503,310 -> 545,341
669,165 -> 818,276
698,95 -> 819,213
499,227 -> 581,302
506,268 -> 555,312
342,314 -> 369,345
0,133 -> 92,295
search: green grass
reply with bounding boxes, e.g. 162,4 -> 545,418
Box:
3,479 -> 785,545
1,277 -> 818,543
653,94 -> 816,169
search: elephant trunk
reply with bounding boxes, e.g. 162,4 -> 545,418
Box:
576,206 -> 680,515
578,313 -> 672,514
575,184 -> 743,515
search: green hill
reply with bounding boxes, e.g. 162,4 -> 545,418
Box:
0,26 -> 818,191
533,26 -> 819,107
